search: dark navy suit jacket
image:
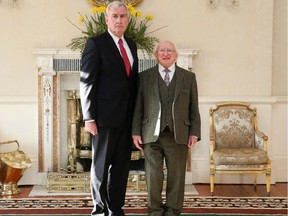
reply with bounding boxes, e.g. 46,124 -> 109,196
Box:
80,31 -> 138,128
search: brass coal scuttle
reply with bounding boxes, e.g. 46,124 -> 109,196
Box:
0,140 -> 32,195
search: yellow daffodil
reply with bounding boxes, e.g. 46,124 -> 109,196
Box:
79,16 -> 84,22
129,7 -> 137,16
92,6 -> 106,14
127,3 -> 133,10
136,11 -> 142,18
92,7 -> 98,14
98,6 -> 106,13
146,15 -> 153,21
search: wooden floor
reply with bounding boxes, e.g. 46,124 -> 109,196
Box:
2,183 -> 287,198
195,183 -> 287,197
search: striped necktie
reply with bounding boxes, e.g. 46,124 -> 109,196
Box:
164,68 -> 170,86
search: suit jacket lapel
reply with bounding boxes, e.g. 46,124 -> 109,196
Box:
125,37 -> 137,72
174,66 -> 184,102
105,32 -> 121,57
150,66 -> 161,136
105,32 -> 127,76
150,66 -> 160,101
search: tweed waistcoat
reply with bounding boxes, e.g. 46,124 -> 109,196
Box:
158,72 -> 176,132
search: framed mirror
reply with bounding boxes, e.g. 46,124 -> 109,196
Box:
88,0 -> 143,7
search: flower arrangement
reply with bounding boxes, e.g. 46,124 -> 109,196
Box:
67,4 -> 165,56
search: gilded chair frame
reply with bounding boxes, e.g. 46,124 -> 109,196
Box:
209,102 -> 272,196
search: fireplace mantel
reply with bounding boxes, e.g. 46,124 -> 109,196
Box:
33,48 -> 198,73
33,48 -> 199,184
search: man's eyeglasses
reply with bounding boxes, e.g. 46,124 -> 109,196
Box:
157,49 -> 176,54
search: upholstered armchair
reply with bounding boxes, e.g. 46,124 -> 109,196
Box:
209,102 -> 271,196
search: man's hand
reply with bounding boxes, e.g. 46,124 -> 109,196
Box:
188,135 -> 198,148
85,121 -> 98,136
132,135 -> 143,151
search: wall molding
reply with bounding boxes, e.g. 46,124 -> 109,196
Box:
0,96 -> 37,104
1,95 -> 285,105
275,96 -> 288,103
199,96 -> 278,104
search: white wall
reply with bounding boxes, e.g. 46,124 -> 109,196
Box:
0,0 -> 287,185
0,97 -> 38,185
1,0 -> 286,96
271,98 -> 288,182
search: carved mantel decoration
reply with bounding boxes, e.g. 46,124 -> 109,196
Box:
33,48 -> 199,188
88,0 -> 143,7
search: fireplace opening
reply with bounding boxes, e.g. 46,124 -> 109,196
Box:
55,90 -> 145,192
63,90 -> 145,173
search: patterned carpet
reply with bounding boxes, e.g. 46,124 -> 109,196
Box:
0,195 -> 287,215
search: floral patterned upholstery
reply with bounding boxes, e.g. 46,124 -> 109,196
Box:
214,106 -> 254,149
209,102 -> 271,196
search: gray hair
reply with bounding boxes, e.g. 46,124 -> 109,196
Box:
105,1 -> 129,16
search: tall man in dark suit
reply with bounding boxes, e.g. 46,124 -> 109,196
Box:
132,40 -> 201,216
80,2 -> 138,216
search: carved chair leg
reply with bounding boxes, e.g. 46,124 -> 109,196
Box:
210,174 -> 215,196
266,173 -> 271,196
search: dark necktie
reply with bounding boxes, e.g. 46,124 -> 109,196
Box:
164,68 -> 170,86
118,39 -> 131,76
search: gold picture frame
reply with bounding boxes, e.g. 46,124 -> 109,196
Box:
88,0 -> 143,7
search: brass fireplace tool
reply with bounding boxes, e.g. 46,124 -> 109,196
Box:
62,90 -> 92,173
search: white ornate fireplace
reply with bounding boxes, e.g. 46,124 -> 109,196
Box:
33,48 -> 199,186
